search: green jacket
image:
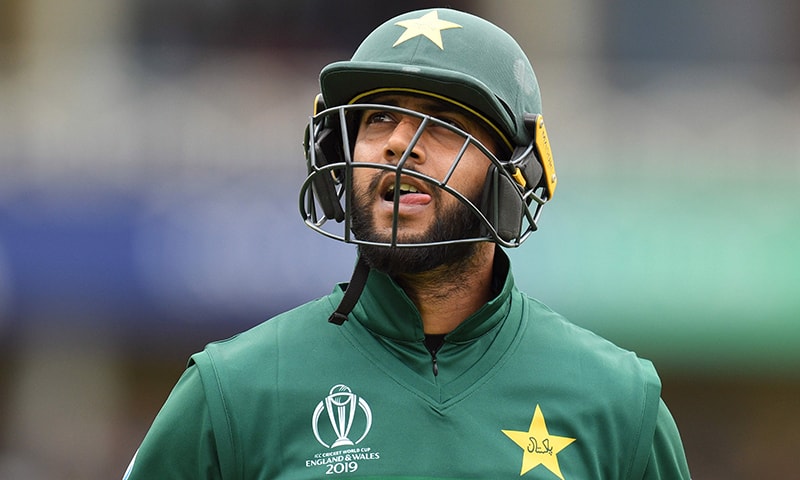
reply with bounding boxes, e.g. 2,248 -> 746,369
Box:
125,252 -> 690,479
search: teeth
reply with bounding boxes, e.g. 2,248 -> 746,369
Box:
388,183 -> 419,194
400,183 -> 418,193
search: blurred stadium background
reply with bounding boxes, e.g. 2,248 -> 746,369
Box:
0,1 -> 797,478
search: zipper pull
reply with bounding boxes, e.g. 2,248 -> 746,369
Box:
424,334 -> 445,377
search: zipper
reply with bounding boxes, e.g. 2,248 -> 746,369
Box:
424,334 -> 446,377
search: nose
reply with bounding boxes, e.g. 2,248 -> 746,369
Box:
384,117 -> 425,166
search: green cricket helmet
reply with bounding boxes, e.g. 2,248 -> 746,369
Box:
300,8 -> 557,251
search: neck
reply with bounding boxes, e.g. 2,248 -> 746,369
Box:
396,243 -> 496,335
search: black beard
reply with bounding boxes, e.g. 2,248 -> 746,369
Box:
350,173 -> 484,276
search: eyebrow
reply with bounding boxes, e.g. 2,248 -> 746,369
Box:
368,95 -> 472,123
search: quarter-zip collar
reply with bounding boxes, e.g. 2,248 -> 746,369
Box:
342,249 -> 515,343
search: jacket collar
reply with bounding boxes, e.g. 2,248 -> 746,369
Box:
343,249 -> 515,343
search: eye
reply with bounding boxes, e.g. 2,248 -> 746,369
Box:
364,111 -> 395,125
433,114 -> 466,131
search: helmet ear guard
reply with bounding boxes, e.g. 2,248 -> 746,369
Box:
480,114 -> 554,243
304,94 -> 345,222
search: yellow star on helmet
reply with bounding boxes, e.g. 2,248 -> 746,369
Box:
502,405 -> 576,479
393,11 -> 462,50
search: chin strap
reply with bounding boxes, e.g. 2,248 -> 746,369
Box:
328,256 -> 371,325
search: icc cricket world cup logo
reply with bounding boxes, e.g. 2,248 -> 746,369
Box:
312,385 -> 373,448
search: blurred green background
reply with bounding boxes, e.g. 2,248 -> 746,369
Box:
0,1 -> 797,479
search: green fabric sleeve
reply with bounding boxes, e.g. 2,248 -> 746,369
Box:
641,400 -> 692,480
124,365 -> 223,480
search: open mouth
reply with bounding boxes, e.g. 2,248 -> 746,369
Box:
380,177 -> 432,206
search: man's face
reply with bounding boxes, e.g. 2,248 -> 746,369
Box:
349,93 -> 500,275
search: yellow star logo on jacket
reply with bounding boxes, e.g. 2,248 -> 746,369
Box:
502,405 -> 576,478
393,11 -> 462,49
